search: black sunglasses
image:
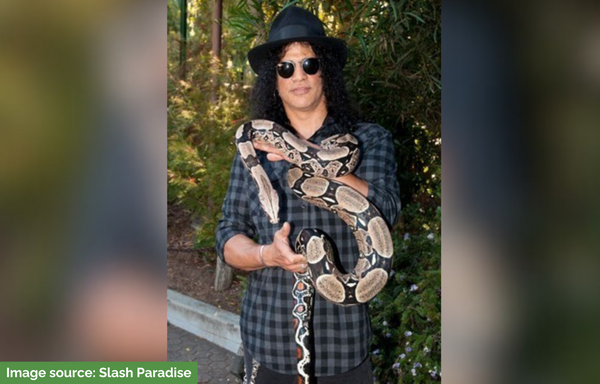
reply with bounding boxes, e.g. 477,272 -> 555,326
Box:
276,58 -> 320,79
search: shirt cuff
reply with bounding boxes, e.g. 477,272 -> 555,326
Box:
366,181 -> 399,227
215,225 -> 254,263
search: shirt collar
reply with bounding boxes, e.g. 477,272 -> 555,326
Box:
307,115 -> 346,143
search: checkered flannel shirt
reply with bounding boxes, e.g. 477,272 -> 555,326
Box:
215,119 -> 401,376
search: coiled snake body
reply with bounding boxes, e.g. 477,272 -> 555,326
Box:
236,120 -> 393,383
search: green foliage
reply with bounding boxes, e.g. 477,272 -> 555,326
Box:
167,69 -> 246,247
168,0 -> 250,250
337,0 -> 442,228
167,1 -> 440,381
370,204 -> 441,383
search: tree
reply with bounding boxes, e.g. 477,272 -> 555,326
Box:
179,0 -> 188,76
210,0 -> 223,102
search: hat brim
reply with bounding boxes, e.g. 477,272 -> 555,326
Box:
247,36 -> 348,75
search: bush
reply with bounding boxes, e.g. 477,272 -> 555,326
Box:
370,204 -> 441,383
167,70 -> 247,248
167,1 -> 250,249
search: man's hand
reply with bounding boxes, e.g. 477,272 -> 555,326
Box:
253,141 -> 289,162
263,222 -> 307,273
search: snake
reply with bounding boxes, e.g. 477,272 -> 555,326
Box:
235,119 -> 394,384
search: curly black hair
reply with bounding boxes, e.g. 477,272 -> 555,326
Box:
250,42 -> 360,133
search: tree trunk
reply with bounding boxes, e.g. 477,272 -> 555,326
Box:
214,257 -> 233,292
211,0 -> 229,290
250,0 -> 266,44
210,0 -> 223,103
179,0 -> 187,77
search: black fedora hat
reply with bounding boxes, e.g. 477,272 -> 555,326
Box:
247,6 -> 347,74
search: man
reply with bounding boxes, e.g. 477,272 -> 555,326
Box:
216,6 -> 400,383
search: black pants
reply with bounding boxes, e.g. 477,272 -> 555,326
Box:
243,349 -> 373,384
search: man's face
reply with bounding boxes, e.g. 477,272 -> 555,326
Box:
276,42 -> 325,115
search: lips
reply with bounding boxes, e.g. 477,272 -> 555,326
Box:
291,87 -> 310,95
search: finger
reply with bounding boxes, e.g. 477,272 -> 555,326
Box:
253,141 -> 277,152
277,245 -> 300,261
266,153 -> 286,162
275,244 -> 304,264
253,141 -> 287,158
292,263 -> 308,273
252,141 -> 266,150
275,245 -> 305,268
290,254 -> 307,265
252,142 -> 269,154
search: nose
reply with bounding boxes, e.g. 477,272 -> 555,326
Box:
291,63 -> 307,81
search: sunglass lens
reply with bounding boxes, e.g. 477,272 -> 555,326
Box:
303,58 -> 320,75
277,62 -> 294,78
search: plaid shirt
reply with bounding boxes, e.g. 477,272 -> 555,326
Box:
216,119 -> 401,376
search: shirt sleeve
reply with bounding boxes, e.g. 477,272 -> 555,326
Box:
215,152 -> 257,262
357,125 -> 401,227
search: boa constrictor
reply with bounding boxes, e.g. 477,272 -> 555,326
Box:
235,119 -> 394,384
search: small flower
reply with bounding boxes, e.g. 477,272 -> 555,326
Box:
385,333 -> 391,338
404,331 -> 412,337
427,233 -> 435,241
411,368 -> 417,376
400,275 -> 406,281
423,346 -> 430,353
399,354 -> 406,359
405,347 -> 412,352
373,349 -> 380,355
403,233 -> 410,240
382,321 -> 388,326
392,363 -> 400,370
414,362 -> 422,368
410,284 -> 418,292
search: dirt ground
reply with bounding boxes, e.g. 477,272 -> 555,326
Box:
167,204 -> 244,314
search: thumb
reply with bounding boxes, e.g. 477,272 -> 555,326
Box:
278,222 -> 291,242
